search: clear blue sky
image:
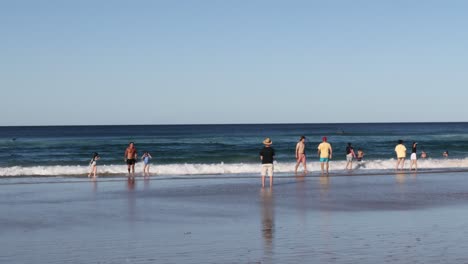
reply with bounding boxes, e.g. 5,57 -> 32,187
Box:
1,0 -> 467,126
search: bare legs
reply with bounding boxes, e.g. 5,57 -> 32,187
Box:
127,164 -> 135,176
261,165 -> 274,188
320,162 -> 329,175
261,175 -> 273,188
294,158 -> 307,173
143,164 -> 151,176
396,158 -> 405,170
410,159 -> 417,171
88,165 -> 97,178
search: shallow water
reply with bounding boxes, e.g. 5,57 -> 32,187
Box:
2,172 -> 468,263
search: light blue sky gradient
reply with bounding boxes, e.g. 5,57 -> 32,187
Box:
1,0 -> 467,126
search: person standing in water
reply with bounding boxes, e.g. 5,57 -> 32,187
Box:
420,150 -> 427,159
395,140 -> 407,170
260,138 -> 275,188
124,142 -> 138,175
141,151 -> 152,175
357,148 -> 365,162
317,136 -> 333,175
345,143 -> 357,170
88,152 -> 100,178
295,136 -> 307,173
410,142 -> 418,171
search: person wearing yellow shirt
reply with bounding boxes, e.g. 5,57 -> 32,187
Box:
317,136 -> 332,175
395,140 -> 407,170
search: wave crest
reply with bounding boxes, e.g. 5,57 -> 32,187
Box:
1,158 -> 468,177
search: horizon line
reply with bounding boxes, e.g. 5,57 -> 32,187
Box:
1,121 -> 467,128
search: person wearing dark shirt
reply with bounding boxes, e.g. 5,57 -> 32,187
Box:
410,142 -> 418,171
345,143 -> 357,170
260,138 -> 275,188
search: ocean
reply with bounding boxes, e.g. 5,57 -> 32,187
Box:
3,123 -> 468,264
1,122 -> 468,178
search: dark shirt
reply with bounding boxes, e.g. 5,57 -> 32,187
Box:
412,146 -> 417,153
346,146 -> 354,155
260,147 -> 275,164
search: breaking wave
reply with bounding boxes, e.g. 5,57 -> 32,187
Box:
1,158 -> 468,177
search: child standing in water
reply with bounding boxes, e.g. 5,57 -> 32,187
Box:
141,151 -> 153,175
88,152 -> 100,178
345,142 -> 357,170
357,148 -> 364,162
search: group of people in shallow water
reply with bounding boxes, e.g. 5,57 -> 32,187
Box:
86,138 -> 451,187
87,142 -> 153,178
259,136 -> 452,188
260,136 -> 357,188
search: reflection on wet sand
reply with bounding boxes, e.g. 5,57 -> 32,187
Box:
91,178 -> 98,193
260,188 -> 274,261
127,176 -> 136,191
127,177 -> 136,223
295,172 -> 307,224
295,172 -> 306,183
395,172 -> 406,184
144,175 -> 151,190
318,175 -> 333,261
319,175 -> 330,194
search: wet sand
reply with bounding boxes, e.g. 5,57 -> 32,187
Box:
2,172 -> 468,263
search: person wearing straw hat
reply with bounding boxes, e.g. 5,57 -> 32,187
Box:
260,138 -> 275,188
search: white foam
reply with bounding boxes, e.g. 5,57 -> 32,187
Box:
0,158 -> 468,177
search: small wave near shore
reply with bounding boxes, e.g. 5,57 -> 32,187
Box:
1,158 -> 468,177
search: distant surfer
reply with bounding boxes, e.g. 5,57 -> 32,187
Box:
88,152 -> 100,178
345,142 -> 357,170
260,138 -> 275,188
410,142 -> 418,171
295,136 -> 307,173
317,136 -> 332,175
124,142 -> 138,175
395,140 -> 407,170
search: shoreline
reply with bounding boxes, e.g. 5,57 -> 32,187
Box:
2,171 -> 468,263
1,166 -> 468,181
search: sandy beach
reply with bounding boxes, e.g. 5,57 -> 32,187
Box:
2,172 -> 468,263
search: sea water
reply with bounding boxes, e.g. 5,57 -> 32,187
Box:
0,123 -> 467,177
